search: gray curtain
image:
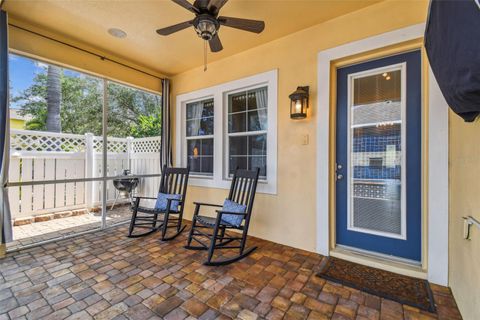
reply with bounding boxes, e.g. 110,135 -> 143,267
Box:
1,10 -> 12,244
188,101 -> 204,136
255,87 -> 268,130
160,79 -> 172,168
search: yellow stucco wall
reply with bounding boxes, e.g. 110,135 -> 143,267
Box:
449,113 -> 480,319
9,118 -> 25,130
171,0 -> 429,252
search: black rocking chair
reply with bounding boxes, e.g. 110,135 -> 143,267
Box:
128,166 -> 190,241
185,168 -> 260,266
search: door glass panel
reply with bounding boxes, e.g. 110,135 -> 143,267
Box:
349,67 -> 404,238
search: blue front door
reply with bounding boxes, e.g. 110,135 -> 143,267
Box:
335,51 -> 422,262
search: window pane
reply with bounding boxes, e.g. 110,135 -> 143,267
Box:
229,92 -> 246,113
187,138 -> 213,176
188,156 -> 201,173
248,87 -> 268,110
187,116 -> 213,136
200,117 -> 214,135
201,138 -> 213,156
247,109 -> 267,131
187,139 -> 200,156
187,99 -> 213,120
202,101 -> 214,117
248,134 -> 267,155
201,156 -> 213,174
229,156 -> 248,175
186,99 -> 214,137
229,136 -> 247,156
249,156 -> 267,177
228,113 -> 246,133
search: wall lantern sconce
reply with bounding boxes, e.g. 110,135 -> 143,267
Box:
289,86 -> 309,119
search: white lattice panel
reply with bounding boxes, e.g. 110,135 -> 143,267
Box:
132,137 -> 161,153
10,130 -> 85,152
93,138 -> 128,153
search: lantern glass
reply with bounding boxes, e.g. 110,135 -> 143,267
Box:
289,86 -> 309,119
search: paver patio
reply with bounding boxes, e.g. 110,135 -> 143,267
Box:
9,205 -> 132,252
0,222 -> 461,320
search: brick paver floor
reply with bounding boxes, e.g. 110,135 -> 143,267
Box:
9,205 -> 132,251
0,223 -> 462,319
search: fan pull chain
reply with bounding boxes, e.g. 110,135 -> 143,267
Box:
204,40 -> 208,72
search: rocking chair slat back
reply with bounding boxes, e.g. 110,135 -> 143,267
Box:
159,165 -> 190,198
228,168 -> 260,210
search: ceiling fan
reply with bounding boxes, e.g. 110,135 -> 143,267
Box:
156,0 -> 265,53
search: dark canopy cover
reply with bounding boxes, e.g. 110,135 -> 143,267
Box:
425,0 -> 480,122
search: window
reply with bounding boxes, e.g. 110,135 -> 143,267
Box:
185,98 -> 214,176
176,70 -> 277,194
227,87 -> 267,179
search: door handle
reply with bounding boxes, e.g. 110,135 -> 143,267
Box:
337,174 -> 343,180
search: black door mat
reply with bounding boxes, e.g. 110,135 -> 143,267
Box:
317,257 -> 436,313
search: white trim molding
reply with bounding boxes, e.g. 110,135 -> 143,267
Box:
176,69 -> 278,194
316,23 -> 449,285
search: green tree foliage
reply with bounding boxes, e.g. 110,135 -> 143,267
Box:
12,69 -> 161,138
107,82 -> 162,137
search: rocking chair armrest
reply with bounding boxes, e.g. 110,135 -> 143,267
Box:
133,197 -> 184,207
134,196 -> 158,200
215,210 -> 247,216
166,198 -> 184,204
193,202 -> 223,208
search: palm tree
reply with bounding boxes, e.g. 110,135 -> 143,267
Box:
46,65 -> 62,132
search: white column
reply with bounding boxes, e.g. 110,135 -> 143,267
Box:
126,136 -> 133,173
85,133 -> 94,209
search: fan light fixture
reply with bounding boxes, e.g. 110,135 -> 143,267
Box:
194,16 -> 218,40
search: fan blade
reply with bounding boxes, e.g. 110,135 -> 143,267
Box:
156,20 -> 193,36
209,34 -> 223,52
208,0 -> 228,14
218,16 -> 265,33
172,0 -> 199,14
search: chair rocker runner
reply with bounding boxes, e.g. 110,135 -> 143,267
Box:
185,168 -> 260,266
128,166 -> 190,241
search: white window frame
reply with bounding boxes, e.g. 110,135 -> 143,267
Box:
223,85 -> 269,181
176,70 -> 277,194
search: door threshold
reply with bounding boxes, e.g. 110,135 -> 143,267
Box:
331,245 -> 427,279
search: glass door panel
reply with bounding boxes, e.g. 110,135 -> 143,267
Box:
349,67 -> 405,238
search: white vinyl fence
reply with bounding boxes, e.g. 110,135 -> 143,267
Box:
8,129 -> 161,219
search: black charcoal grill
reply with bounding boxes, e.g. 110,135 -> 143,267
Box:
111,170 -> 139,210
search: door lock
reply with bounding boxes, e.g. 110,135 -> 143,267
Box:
335,163 -> 344,181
